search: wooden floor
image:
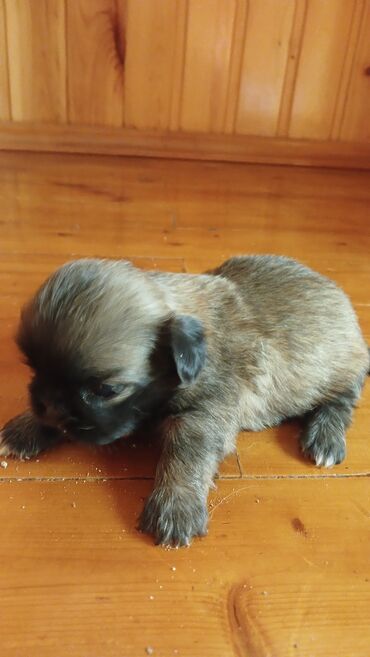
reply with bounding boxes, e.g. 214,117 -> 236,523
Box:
0,152 -> 369,657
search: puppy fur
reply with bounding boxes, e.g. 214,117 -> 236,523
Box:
1,256 -> 369,545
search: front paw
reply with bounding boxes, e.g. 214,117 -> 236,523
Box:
300,426 -> 346,467
0,412 -> 60,460
139,487 -> 208,547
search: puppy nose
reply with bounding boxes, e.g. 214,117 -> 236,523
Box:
43,403 -> 69,427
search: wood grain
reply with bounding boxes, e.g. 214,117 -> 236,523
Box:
235,0 -> 295,137
0,478 -> 369,656
0,0 -> 10,120
289,0 -> 357,140
223,0 -> 248,134
124,0 -> 186,130
67,0 -> 124,126
340,0 -> 370,142
5,0 -> 66,122
168,0 -> 188,131
277,0 -> 308,137
1,0 -> 370,149
0,151 -> 369,262
1,122 -> 370,169
0,151 -> 369,656
331,0 -> 366,140
180,0 -> 236,133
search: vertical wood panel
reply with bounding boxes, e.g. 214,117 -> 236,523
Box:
0,0 -> 10,120
289,0 -> 356,140
277,0 -> 308,137
169,0 -> 188,131
124,0 -> 186,130
180,0 -> 237,133
235,0 -> 295,137
224,0 -> 248,134
331,0 -> 366,139
340,1 -> 370,142
0,0 -> 369,154
67,0 -> 124,127
5,0 -> 66,122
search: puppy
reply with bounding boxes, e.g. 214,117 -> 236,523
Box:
1,256 -> 369,545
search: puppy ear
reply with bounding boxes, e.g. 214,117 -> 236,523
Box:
169,315 -> 206,384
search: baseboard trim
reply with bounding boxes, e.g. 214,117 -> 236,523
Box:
0,122 -> 369,169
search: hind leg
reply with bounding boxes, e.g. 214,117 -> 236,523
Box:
300,378 -> 364,467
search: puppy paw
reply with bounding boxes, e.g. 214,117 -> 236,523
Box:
139,487 -> 208,547
301,430 -> 346,468
0,412 -> 60,460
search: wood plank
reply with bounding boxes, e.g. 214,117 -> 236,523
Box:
340,0 -> 370,142
277,0 -> 308,137
5,0 -> 66,122
2,216 -> 368,264
0,150 -> 180,233
223,0 -> 248,134
1,219 -> 369,263
235,0 -> 295,137
0,436 -> 240,481
168,0 -> 188,131
331,0 -> 366,139
175,195 -> 370,236
66,0 -> 124,126
0,478 -> 368,656
180,0 -> 236,133
154,160 -> 370,235
289,0 -> 356,140
0,0 -> 10,120
124,0 -> 186,130
1,153 -> 369,236
1,150 -> 369,208
1,121 -> 370,168
0,153 -> 369,266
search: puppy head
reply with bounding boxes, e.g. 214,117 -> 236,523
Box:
17,259 -> 206,446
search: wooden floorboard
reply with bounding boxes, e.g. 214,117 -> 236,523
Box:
0,152 -> 369,656
0,479 -> 368,657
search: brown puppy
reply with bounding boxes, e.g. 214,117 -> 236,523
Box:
1,256 -> 369,545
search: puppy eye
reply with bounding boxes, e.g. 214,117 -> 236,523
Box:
89,381 -> 123,399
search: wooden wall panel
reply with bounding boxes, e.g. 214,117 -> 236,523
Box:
0,0 -> 10,120
180,0 -> 236,133
289,0 -> 356,140
5,0 -> 66,122
277,0 -> 308,137
0,0 -> 369,165
340,1 -> 370,142
67,0 -> 124,127
124,0 -> 186,130
331,0 -> 366,140
223,0 -> 248,134
235,0 -> 295,137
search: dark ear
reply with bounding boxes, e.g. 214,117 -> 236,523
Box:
169,315 -> 206,384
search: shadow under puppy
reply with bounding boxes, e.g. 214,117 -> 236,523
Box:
1,256 -> 369,545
